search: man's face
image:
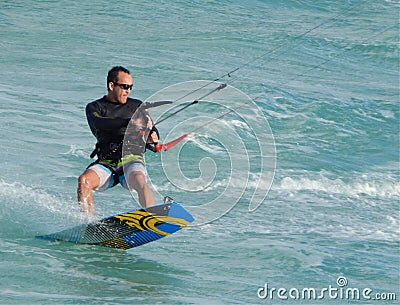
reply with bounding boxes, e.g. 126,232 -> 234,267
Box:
108,71 -> 133,104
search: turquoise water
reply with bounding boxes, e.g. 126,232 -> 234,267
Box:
1,0 -> 399,304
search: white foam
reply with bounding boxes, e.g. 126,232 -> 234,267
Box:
187,135 -> 225,155
0,180 -> 59,210
60,144 -> 92,159
0,180 -> 84,227
278,175 -> 400,199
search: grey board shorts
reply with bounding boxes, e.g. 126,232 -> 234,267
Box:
88,160 -> 147,191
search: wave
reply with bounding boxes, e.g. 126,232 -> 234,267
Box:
60,144 -> 93,159
277,174 -> 400,199
0,180 -> 88,235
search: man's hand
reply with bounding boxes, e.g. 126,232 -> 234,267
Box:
147,128 -> 159,144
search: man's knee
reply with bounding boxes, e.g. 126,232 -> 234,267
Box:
78,173 -> 90,190
128,171 -> 147,190
78,170 -> 99,191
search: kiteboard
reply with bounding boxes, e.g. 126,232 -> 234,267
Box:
36,201 -> 194,250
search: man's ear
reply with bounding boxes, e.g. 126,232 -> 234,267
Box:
108,81 -> 114,91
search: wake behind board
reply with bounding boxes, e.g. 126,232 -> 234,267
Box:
36,201 -> 194,250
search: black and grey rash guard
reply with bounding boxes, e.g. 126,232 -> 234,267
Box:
86,96 -> 153,161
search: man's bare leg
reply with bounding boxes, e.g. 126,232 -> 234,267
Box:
128,171 -> 154,208
77,169 -> 100,215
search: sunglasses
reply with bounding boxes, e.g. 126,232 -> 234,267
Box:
113,82 -> 133,90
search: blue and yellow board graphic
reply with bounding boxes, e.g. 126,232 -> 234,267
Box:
36,202 -> 194,250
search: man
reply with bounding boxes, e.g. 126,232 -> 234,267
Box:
78,66 -> 158,215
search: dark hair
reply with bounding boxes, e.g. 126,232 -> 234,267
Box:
107,66 -> 130,90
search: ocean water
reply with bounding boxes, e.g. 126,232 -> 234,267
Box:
0,0 -> 399,304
